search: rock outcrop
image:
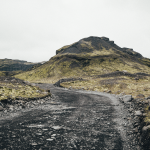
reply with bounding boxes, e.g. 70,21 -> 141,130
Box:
56,36 -> 143,58
118,94 -> 150,150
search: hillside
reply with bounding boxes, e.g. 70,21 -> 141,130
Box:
15,36 -> 150,83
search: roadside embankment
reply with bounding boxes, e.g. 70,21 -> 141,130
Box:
118,94 -> 150,150
0,77 -> 51,112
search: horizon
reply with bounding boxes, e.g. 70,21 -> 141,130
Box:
1,35 -> 147,63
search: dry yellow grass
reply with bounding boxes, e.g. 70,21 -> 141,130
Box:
0,81 -> 49,101
60,76 -> 150,98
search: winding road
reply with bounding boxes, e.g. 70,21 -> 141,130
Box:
0,84 -> 140,150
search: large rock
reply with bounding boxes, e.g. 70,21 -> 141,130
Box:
122,95 -> 132,103
134,110 -> 142,116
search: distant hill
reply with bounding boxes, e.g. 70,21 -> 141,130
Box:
0,59 -> 43,72
15,36 -> 150,83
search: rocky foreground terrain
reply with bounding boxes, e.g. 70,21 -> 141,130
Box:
0,83 -> 150,149
0,76 -> 50,103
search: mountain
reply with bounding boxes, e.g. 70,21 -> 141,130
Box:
56,36 -> 142,58
15,36 -> 150,83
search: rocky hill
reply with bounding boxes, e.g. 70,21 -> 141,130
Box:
56,36 -> 142,58
15,36 -> 150,83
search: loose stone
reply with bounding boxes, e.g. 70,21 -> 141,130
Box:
52,126 -> 62,130
122,95 -> 132,103
46,138 -> 54,141
134,110 -> 142,116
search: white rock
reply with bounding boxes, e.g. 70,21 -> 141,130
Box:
51,134 -> 56,137
135,110 -> 142,116
46,138 -> 53,141
36,133 -> 42,136
42,129 -> 48,131
31,143 -> 37,146
52,126 -> 62,130
122,95 -> 132,103
37,124 -> 45,127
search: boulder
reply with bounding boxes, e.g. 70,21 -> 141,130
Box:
52,126 -> 62,130
122,95 -> 132,103
134,110 -> 142,116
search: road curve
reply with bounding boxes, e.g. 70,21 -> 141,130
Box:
0,84 -> 140,150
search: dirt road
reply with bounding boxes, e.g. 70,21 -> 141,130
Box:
0,84 -> 140,150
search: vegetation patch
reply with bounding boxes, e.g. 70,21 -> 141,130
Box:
0,77 -> 50,101
60,75 -> 150,97
15,53 -> 150,83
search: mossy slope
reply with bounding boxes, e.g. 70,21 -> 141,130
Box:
15,36 -> 150,83
0,77 -> 49,101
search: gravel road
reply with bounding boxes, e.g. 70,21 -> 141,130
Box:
0,84 -> 140,150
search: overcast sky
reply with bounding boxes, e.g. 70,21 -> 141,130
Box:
0,0 -> 150,62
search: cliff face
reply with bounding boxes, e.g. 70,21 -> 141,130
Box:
56,36 -> 142,58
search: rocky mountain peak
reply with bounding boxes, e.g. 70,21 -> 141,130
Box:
56,36 -> 143,58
